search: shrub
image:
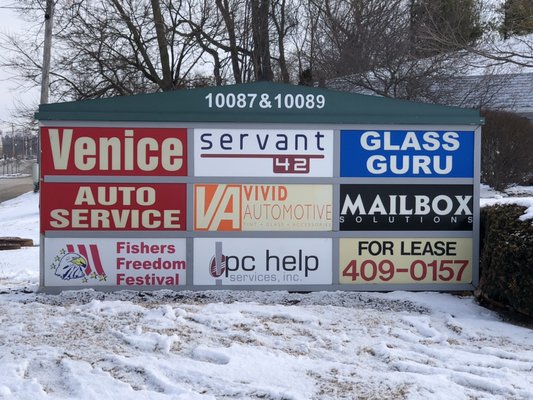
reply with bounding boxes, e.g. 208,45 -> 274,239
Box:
477,204 -> 533,317
481,110 -> 533,191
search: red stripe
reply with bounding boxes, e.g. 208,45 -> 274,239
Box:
201,153 -> 324,159
66,244 -> 75,253
76,245 -> 93,275
89,245 -> 106,276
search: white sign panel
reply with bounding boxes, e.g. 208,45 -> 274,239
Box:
44,238 -> 186,287
194,129 -> 334,177
193,238 -> 332,285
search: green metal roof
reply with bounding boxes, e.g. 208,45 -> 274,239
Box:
35,81 -> 483,125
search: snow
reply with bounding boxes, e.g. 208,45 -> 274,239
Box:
480,184 -> 533,222
0,189 -> 532,399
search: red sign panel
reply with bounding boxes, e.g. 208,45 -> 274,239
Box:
41,182 -> 187,232
41,127 -> 187,176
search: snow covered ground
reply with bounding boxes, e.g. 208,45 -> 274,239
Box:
0,189 -> 532,400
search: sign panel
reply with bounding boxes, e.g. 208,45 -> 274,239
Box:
194,129 -> 333,177
41,183 -> 186,232
41,127 -> 188,176
193,238 -> 332,285
44,238 -> 186,287
339,238 -> 472,284
339,184 -> 473,231
340,130 -> 474,177
194,184 -> 332,231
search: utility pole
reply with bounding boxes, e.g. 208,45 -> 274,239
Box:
40,0 -> 54,105
36,0 -> 54,192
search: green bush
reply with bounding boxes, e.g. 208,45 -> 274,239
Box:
478,205 -> 533,316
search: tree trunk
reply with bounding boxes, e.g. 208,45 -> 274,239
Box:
272,0 -> 291,83
215,0 -> 243,83
251,0 -> 274,81
151,0 -> 173,90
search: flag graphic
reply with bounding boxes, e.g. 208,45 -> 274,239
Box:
54,244 -> 106,281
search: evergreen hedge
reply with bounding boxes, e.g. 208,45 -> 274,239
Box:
477,204 -> 533,317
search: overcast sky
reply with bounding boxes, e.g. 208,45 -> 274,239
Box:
0,1 -> 40,134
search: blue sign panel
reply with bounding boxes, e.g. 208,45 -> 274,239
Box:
340,130 -> 475,178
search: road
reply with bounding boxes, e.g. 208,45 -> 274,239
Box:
0,176 -> 34,204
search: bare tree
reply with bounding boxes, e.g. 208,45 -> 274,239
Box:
214,0 -> 248,83
209,0 -> 279,82
270,0 -> 298,82
287,0 -> 321,81
1,0 -> 208,101
408,0 -> 533,70
185,0 -> 299,84
1,0 -> 310,104
469,33 -> 533,69
302,0 -> 471,102
6,0 -> 519,111
250,0 -> 273,80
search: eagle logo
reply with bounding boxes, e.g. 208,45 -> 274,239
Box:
50,244 -> 107,283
